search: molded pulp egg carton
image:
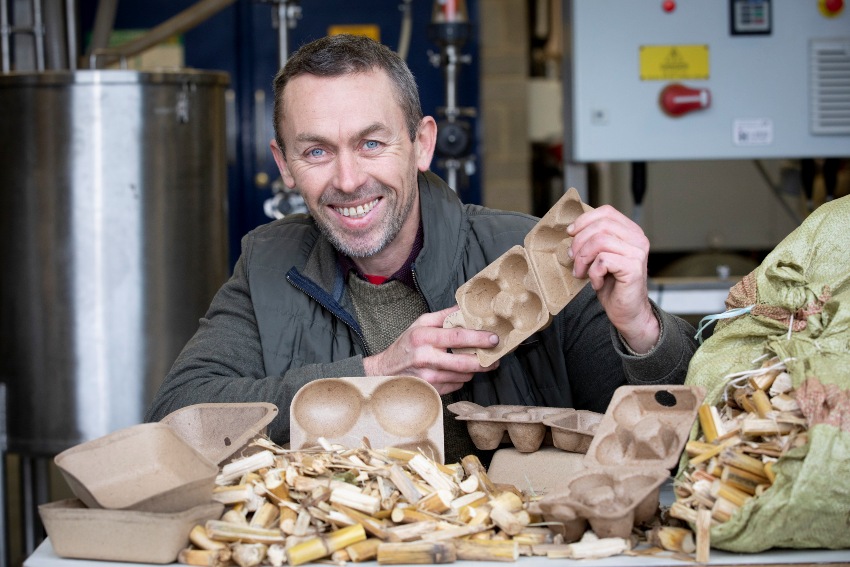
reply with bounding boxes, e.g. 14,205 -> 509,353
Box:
161,402 -> 279,465
444,187 -> 593,366
446,401 -> 603,454
289,376 -> 445,463
527,385 -> 706,542
53,422 -> 219,513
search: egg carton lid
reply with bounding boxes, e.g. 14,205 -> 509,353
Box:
161,402 -> 279,465
54,422 -> 218,513
584,384 -> 706,470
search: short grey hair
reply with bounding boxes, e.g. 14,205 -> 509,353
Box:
272,34 -> 424,157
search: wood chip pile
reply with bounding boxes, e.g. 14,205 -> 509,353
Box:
176,437 -> 649,566
672,357 -> 805,562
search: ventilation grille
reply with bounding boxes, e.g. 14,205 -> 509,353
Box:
811,38 -> 850,135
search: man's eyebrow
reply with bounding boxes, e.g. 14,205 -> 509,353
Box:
294,133 -> 330,145
356,122 -> 390,140
294,122 -> 390,147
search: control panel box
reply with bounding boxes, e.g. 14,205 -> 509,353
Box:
564,0 -> 849,161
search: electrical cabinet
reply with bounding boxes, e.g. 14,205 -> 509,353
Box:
565,0 -> 850,161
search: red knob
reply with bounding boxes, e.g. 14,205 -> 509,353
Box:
659,83 -> 711,117
825,0 -> 844,13
662,0 -> 676,13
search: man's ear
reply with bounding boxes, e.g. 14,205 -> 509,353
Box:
415,116 -> 437,172
270,140 -> 296,188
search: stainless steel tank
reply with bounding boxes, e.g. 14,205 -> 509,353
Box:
0,69 -> 230,455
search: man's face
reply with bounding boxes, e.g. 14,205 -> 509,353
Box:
272,70 -> 435,262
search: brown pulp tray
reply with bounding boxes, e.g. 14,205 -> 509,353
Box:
444,188 -> 592,366
54,422 -> 218,513
161,402 -> 279,465
584,384 -> 706,469
529,466 -> 669,542
40,499 -> 224,564
447,402 -> 601,453
527,385 -> 705,542
290,376 -> 445,463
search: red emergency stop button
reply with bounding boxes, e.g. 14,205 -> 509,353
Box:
819,0 -> 844,16
659,83 -> 711,117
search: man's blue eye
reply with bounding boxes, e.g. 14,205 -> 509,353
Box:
364,140 -> 379,149
309,148 -> 325,157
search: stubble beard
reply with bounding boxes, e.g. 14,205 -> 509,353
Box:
311,175 -> 417,259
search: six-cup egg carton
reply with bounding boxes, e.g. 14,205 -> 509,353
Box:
444,187 -> 594,366
446,401 -> 604,454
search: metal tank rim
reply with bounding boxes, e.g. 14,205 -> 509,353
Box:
0,68 -> 230,87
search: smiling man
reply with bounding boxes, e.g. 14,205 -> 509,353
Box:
146,34 -> 698,464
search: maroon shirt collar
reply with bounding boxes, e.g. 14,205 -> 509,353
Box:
338,224 -> 424,289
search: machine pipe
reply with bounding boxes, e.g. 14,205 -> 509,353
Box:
90,0 -> 237,68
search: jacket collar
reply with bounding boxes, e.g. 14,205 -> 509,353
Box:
414,170 -> 467,311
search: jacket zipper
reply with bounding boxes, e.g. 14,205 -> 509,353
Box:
411,265 -> 433,312
286,272 -> 372,357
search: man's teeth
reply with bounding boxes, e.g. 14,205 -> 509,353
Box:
336,198 -> 379,218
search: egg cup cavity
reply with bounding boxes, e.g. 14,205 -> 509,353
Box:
371,377 -> 442,437
291,379 -> 364,439
543,410 -> 604,453
290,376 -> 445,463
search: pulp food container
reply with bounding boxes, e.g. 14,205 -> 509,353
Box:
528,385 -> 706,541
161,402 -> 279,465
443,187 -> 592,366
39,499 -> 224,563
289,376 -> 444,463
54,422 -> 218,513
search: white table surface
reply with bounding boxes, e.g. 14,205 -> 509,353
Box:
25,475 -> 850,567
25,538 -> 850,567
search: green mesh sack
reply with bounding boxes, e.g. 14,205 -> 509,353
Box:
682,195 -> 850,552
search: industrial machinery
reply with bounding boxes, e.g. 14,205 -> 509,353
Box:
0,0 -> 235,560
428,0 -> 477,192
559,0 -> 848,317
564,0 -> 849,163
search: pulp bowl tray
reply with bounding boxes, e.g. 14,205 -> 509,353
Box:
39,499 -> 224,564
290,376 -> 444,463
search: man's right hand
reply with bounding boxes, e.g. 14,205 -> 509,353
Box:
363,306 -> 499,395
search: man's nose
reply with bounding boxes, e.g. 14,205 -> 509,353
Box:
333,150 -> 366,193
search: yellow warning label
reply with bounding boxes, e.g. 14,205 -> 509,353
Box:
639,44 -> 710,81
328,24 -> 381,42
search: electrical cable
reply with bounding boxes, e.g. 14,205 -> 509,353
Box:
752,159 -> 803,225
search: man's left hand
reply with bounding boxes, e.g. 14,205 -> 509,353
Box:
567,205 -> 660,354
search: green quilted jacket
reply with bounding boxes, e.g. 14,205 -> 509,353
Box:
146,171 -> 697,442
